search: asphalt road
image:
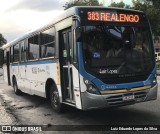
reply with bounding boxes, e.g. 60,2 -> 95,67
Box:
0,76 -> 160,134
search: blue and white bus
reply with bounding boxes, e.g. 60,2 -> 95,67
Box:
2,7 -> 157,112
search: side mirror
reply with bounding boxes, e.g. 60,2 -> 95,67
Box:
75,27 -> 83,42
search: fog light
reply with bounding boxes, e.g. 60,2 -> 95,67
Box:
152,74 -> 157,85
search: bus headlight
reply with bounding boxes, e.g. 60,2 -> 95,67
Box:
84,78 -> 100,95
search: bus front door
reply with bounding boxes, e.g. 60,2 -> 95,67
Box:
59,28 -> 75,103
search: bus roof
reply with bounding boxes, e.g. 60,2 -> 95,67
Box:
2,6 -> 144,49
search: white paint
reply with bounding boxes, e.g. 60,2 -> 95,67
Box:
72,65 -> 82,109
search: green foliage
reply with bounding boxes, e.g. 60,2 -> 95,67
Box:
108,0 -> 160,36
132,0 -> 160,36
0,49 -> 3,67
109,1 -> 129,8
0,33 -> 6,67
146,0 -> 160,8
64,0 -> 101,10
0,33 -> 7,47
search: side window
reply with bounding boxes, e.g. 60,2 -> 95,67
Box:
25,39 -> 29,60
4,50 -> 7,64
40,27 -> 55,58
21,41 -> 25,62
10,47 -> 13,63
63,33 -> 67,59
14,44 -> 19,62
28,35 -> 39,60
68,31 -> 72,61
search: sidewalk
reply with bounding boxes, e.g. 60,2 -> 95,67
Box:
0,76 -> 13,125
0,98 -> 13,125
0,77 -> 14,134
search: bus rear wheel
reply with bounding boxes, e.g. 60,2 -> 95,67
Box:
50,85 -> 64,113
13,78 -> 21,95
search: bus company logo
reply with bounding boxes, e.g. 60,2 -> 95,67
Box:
101,85 -> 117,90
99,69 -> 118,74
38,68 -> 45,73
32,67 -> 38,74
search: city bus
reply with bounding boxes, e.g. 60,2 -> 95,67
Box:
2,7 -> 157,112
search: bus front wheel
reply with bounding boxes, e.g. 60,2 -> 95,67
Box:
13,78 -> 21,95
50,85 -> 64,113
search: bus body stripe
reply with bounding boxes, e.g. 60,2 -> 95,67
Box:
11,59 -> 57,66
100,86 -> 151,95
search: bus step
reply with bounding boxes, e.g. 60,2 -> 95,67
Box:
63,101 -> 76,107
65,99 -> 75,103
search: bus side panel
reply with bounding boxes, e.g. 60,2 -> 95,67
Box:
24,60 -> 61,98
34,61 -> 58,97
49,62 -> 62,99
19,64 -> 27,92
11,64 -> 21,87
11,65 -> 17,79
21,80 -> 31,94
25,63 -> 41,96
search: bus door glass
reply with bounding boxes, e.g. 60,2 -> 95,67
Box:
60,28 -> 74,102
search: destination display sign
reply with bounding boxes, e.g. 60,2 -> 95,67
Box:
79,8 -> 147,25
87,12 -> 140,23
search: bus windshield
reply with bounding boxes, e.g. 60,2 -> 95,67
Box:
82,25 -> 154,79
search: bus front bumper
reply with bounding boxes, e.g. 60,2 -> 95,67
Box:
81,84 -> 158,110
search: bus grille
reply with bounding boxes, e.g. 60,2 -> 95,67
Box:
106,91 -> 147,106
101,75 -> 149,84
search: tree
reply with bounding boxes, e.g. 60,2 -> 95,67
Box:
64,0 -> 101,10
0,33 -> 7,47
0,33 -> 6,67
0,49 -> 3,68
109,1 -> 128,8
108,0 -> 160,36
132,0 -> 160,36
146,0 -> 160,8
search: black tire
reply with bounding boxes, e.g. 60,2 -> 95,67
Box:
50,85 -> 64,113
13,78 -> 21,95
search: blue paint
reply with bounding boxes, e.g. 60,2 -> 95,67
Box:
11,59 -> 56,67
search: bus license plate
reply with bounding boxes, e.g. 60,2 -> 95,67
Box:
123,94 -> 134,101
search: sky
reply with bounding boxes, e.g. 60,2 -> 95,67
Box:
0,0 -> 133,43
99,0 -> 132,6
